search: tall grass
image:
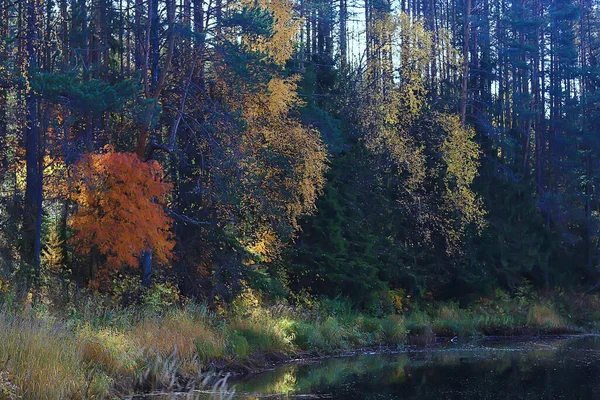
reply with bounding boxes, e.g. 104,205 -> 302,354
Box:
0,289 -> 591,398
0,312 -> 111,399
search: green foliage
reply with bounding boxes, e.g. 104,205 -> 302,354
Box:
196,339 -> 223,361
140,282 -> 181,314
32,72 -> 138,115
223,7 -> 274,37
225,331 -> 251,359
290,318 -> 346,352
290,148 -> 412,306
380,315 -> 407,343
229,327 -> 276,355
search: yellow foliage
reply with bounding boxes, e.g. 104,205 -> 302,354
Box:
217,64 -> 327,251
205,0 -> 328,263
359,13 -> 486,251
438,113 -> 487,248
240,0 -> 300,65
41,228 -> 64,271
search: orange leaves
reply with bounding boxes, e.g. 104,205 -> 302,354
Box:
69,149 -> 174,279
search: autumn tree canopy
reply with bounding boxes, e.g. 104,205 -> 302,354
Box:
69,149 -> 174,284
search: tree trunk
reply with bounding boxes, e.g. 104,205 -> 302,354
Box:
460,0 -> 470,126
24,0 -> 43,289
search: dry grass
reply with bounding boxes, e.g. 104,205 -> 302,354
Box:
79,324 -> 141,376
527,303 -> 565,329
0,313 -> 111,400
0,308 -> 233,399
131,311 -> 224,360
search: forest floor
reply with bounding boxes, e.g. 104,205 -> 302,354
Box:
1,289 -> 600,399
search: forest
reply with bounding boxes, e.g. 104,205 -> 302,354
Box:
3,0 -> 600,396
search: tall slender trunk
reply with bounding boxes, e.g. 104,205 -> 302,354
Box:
339,0 -> 347,66
24,0 -> 43,289
460,0 -> 471,126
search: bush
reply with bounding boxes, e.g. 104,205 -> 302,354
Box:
225,331 -> 251,359
527,303 -> 564,330
405,310 -> 432,336
381,315 -> 407,343
0,371 -> 20,400
132,311 -> 220,360
292,321 -> 325,350
140,282 -> 181,314
196,339 -> 224,361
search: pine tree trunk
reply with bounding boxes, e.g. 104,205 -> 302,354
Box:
24,0 -> 43,289
460,0 -> 471,126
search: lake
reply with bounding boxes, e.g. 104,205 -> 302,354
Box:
229,335 -> 600,399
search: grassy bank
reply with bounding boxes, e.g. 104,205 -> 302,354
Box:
1,288 -> 600,399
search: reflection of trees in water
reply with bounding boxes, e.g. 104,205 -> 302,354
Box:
235,337 -> 600,399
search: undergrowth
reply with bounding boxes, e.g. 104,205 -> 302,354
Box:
0,285 -> 597,399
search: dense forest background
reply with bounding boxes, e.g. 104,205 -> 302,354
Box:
0,0 -> 599,311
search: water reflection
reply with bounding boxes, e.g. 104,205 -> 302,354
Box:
234,335 -> 600,399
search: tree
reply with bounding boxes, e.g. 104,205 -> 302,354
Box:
23,0 -> 43,290
69,148 -> 174,286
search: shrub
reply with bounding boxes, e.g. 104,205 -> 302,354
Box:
0,371 -> 20,400
292,321 -> 325,350
381,315 -> 407,343
405,310 -> 432,336
225,331 -> 251,359
319,317 -> 347,351
196,339 -> 224,361
140,282 -> 181,314
527,303 -> 564,330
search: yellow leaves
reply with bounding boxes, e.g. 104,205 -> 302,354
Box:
69,148 -> 174,282
396,13 -> 434,75
226,69 -> 326,240
240,0 -> 300,65
245,229 -> 278,262
359,14 -> 444,196
266,77 -> 303,116
209,0 -> 327,259
41,229 -> 64,271
358,13 -> 486,253
243,76 -> 303,122
361,84 -> 427,196
438,113 -> 487,248
439,113 -> 480,189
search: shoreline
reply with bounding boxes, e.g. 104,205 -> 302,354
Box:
153,333 -> 600,399
212,331 -> 594,379
2,295 -> 600,399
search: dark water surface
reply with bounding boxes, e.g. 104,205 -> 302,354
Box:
230,335 -> 600,399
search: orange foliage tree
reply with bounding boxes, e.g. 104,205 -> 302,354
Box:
69,148 -> 174,283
